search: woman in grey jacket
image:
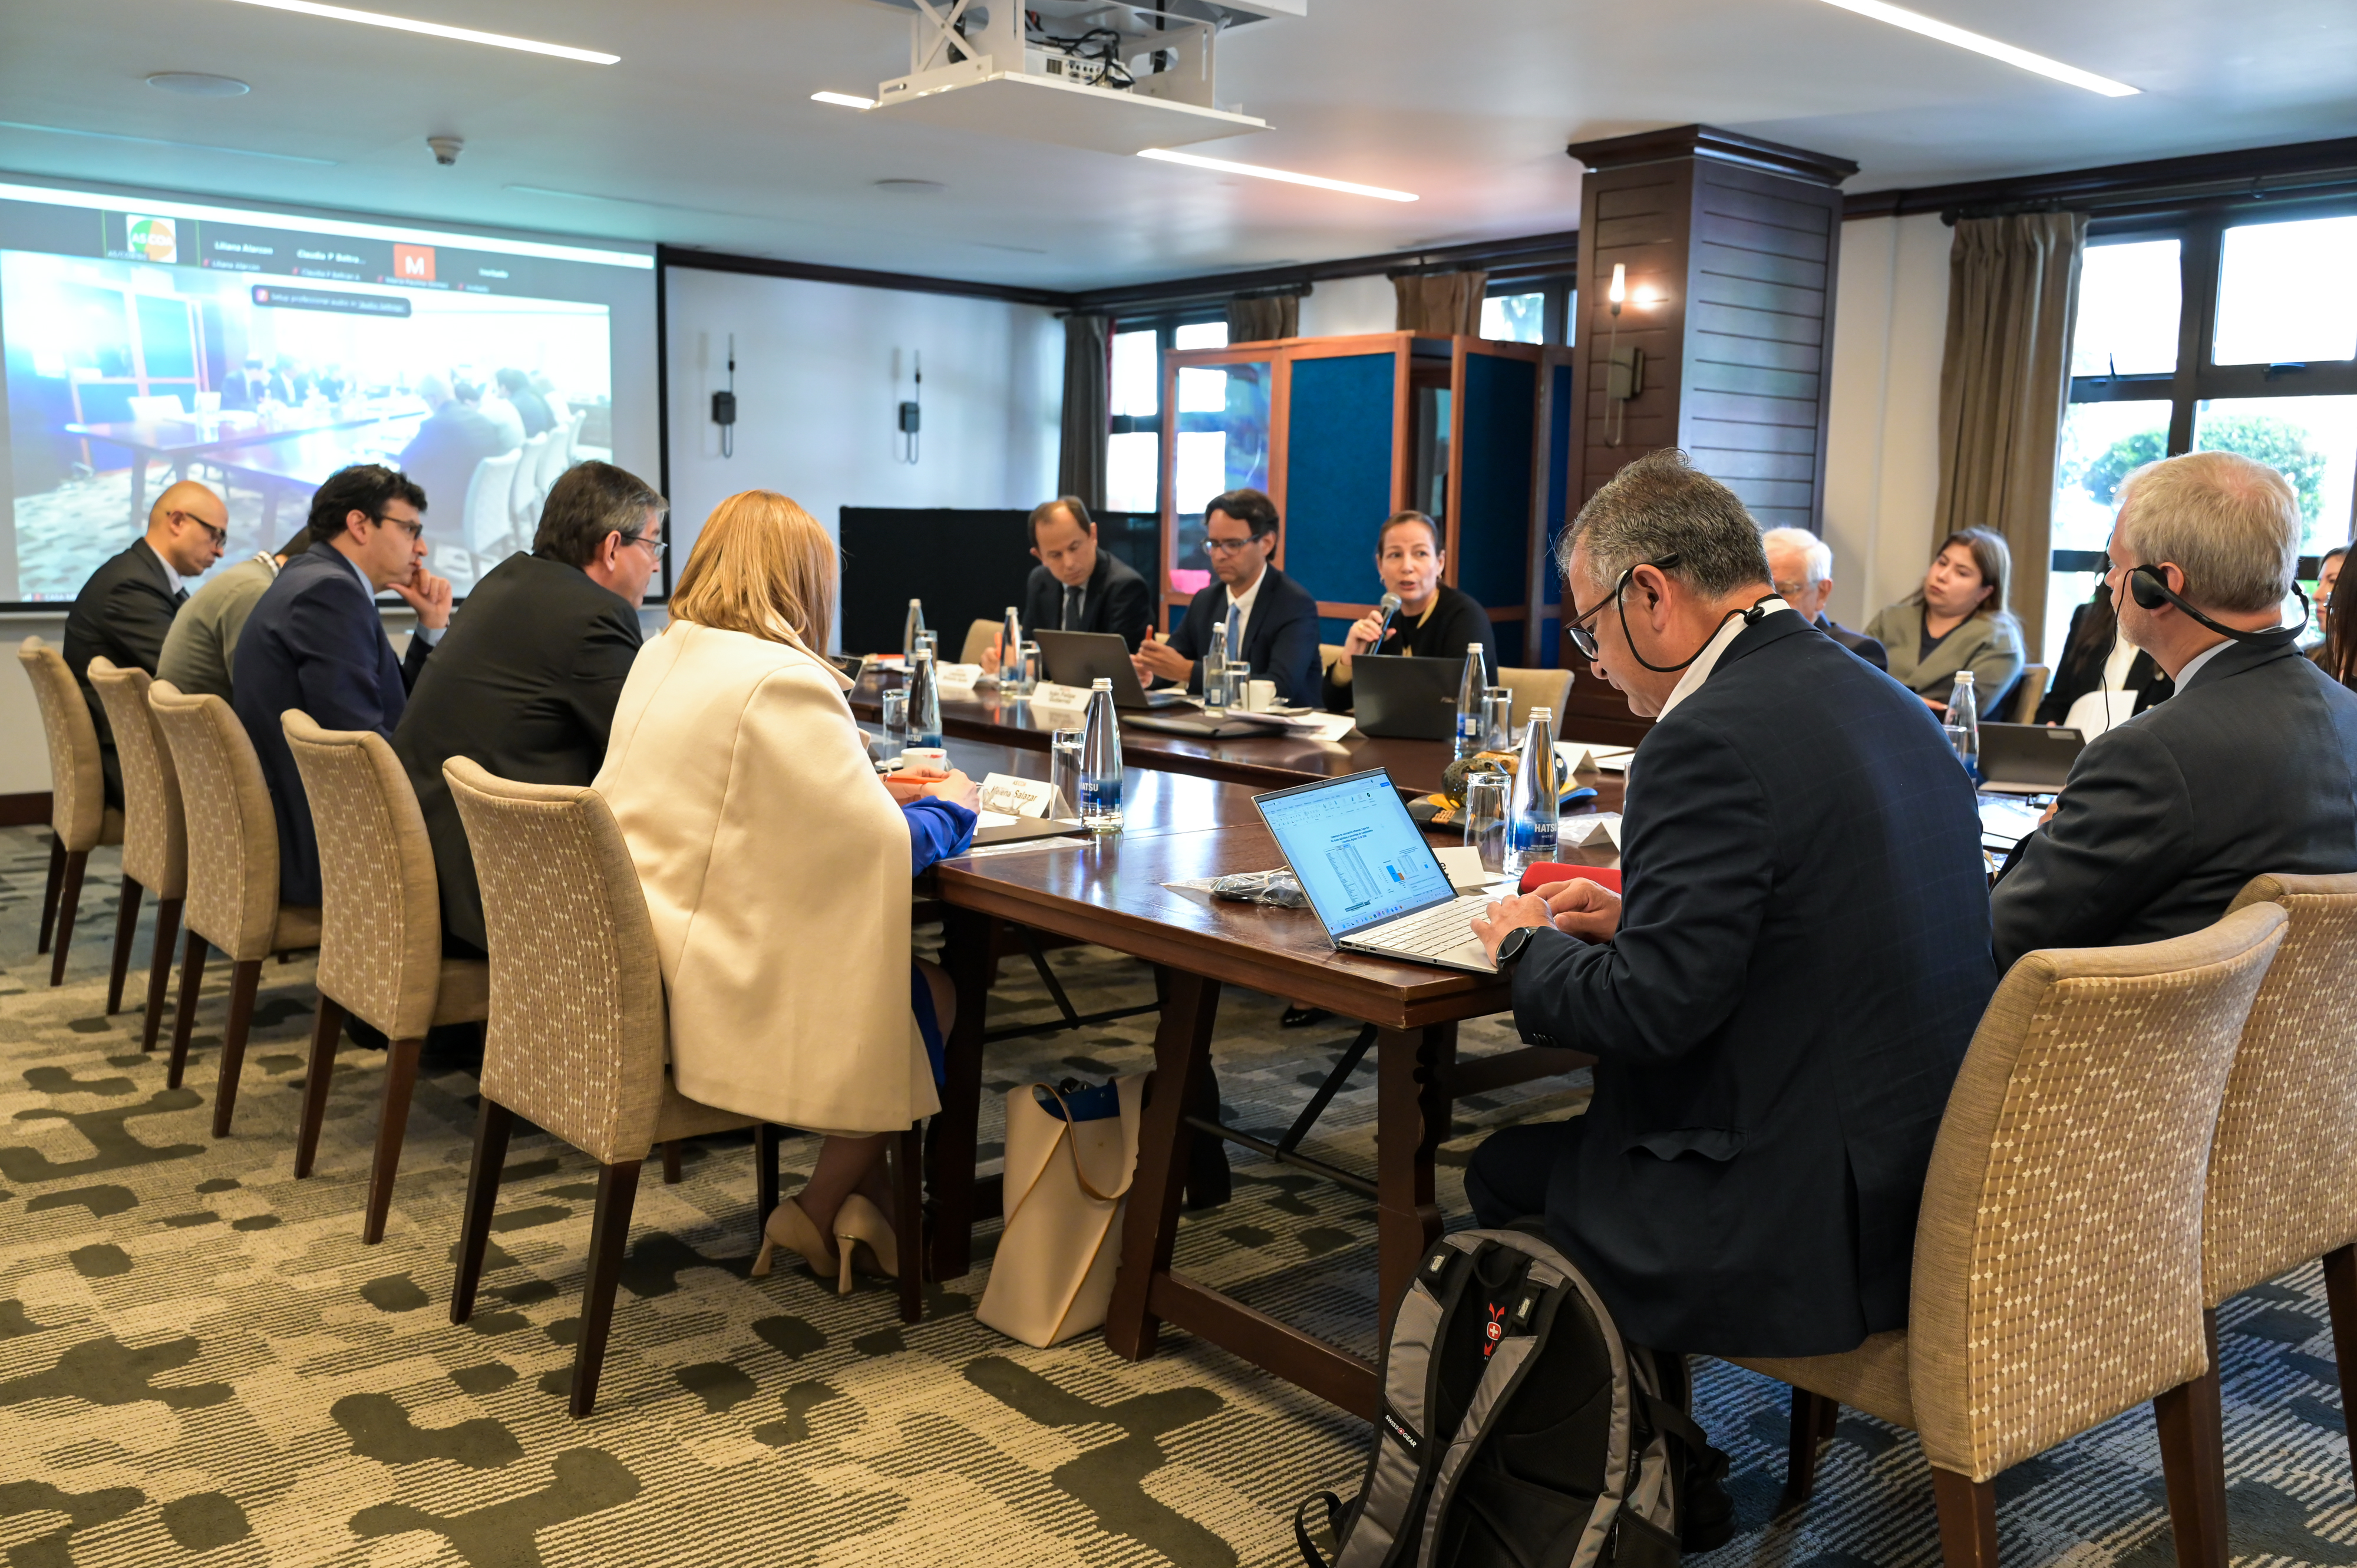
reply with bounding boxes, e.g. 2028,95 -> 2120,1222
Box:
1867,527 -> 2026,715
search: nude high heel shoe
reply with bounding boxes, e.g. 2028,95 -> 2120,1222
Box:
830,1193 -> 899,1295
751,1196 -> 838,1280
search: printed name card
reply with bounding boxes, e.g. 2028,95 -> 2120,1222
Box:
1029,681 -> 1092,711
979,773 -> 1069,818
934,662 -> 985,690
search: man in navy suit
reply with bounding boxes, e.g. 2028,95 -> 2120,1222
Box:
1131,487 -> 1322,706
1468,450 -> 1994,1371
234,464 -> 453,906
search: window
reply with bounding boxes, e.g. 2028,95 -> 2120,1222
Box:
2051,204 -> 2357,663
1481,275 -> 1574,345
1100,308 -> 1226,578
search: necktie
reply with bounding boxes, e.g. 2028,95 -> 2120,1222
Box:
1224,602 -> 1243,658
1062,585 -> 1082,630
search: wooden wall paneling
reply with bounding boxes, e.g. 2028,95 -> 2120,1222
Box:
1392,337 -> 1414,516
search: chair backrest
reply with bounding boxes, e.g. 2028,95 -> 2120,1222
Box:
1498,666 -> 1572,729
959,618 -> 999,668
87,659 -> 186,899
18,638 -> 105,849
443,757 -> 668,1165
147,681 -> 284,958
558,406 -> 586,466
2203,872 -> 2357,1303
2009,664 -> 2049,724
1904,902 -> 2287,1484
283,709 -> 445,1038
510,430 -> 553,518
1319,642 -> 1345,673
534,427 -> 572,491
464,450 -> 524,553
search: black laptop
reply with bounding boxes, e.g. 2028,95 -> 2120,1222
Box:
1034,630 -> 1194,710
1352,656 -> 1461,741
1977,722 -> 2084,794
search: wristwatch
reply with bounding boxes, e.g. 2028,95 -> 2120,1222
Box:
1494,925 -> 1541,969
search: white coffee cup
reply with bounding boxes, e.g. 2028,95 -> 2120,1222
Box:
1245,679 -> 1277,712
899,747 -> 949,773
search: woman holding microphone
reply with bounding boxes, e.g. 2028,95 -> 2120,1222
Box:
1321,510 -> 1498,711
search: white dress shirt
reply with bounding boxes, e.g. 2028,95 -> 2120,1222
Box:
1656,598 -> 1788,719
1220,564 -> 1266,653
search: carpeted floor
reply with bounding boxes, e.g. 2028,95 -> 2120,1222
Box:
2,824 -> 2352,1566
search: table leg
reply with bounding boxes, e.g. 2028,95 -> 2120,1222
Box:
927,905 -> 995,1282
127,458 -> 148,529
1375,1021 -> 1455,1352
1105,968 -> 1222,1362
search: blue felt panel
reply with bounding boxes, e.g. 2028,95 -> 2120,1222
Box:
1541,361 -> 1573,610
1455,353 -> 1537,612
1283,354 -> 1395,608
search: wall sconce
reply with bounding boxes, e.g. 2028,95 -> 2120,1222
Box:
1608,263 -> 1626,318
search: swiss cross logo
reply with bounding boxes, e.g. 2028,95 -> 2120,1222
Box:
393,244 -> 435,282
1483,1304 -> 1506,1357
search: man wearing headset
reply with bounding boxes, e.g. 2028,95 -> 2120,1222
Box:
1992,450 -> 2357,971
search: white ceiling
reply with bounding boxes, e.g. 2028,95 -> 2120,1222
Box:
4,0 -> 2353,291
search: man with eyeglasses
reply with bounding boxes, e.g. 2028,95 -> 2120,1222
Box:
1461,450 -> 1991,1443
1131,487 -> 1322,707
395,461 -> 666,956
64,478 -> 230,807
234,464 -> 452,906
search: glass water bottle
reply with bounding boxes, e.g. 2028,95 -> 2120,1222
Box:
1080,678 -> 1124,834
902,598 -> 926,665
998,605 -> 1024,689
1454,642 -> 1488,760
1506,705 -> 1560,874
907,646 -> 943,748
1946,671 -> 1980,780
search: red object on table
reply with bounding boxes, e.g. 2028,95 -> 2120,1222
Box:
1517,864 -> 1622,897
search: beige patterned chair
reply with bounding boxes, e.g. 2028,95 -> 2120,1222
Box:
87,659 -> 186,1047
1497,666 -> 1572,729
17,638 -> 124,988
282,711 -> 490,1244
1734,902 -> 2288,1568
443,757 -> 794,1418
146,681 -> 321,1136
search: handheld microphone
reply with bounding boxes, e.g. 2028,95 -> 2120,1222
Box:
1371,592 -> 1402,646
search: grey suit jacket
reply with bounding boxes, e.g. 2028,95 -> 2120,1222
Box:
1992,638 -> 2357,971
1865,599 -> 2025,703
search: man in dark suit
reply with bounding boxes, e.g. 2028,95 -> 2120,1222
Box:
1993,451 -> 2357,970
1017,496 -> 1151,651
394,462 -> 661,953
398,374 -> 506,535
63,479 -> 228,804
1131,488 -> 1322,706
220,358 -> 270,412
1469,450 -> 1994,1370
234,465 -> 452,906
494,368 -> 555,439
1763,525 -> 1886,671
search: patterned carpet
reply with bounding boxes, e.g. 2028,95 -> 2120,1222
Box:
1,824 -> 2352,1566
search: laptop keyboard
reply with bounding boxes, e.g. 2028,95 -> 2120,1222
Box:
1363,894 -> 1491,956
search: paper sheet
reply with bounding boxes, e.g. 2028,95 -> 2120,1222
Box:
1560,812 -> 1623,849
1289,712 -> 1362,744
1435,845 -> 1514,892
1559,740 -> 1636,774
977,809 -> 1021,829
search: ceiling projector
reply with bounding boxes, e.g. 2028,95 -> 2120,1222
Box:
859,0 -> 1302,154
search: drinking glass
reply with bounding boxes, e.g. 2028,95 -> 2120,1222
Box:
882,688 -> 909,750
1017,641 -> 1042,696
1480,687 -> 1513,752
1225,663 -> 1252,710
1050,727 -> 1086,817
1463,769 -> 1511,876
1943,723 -> 1971,765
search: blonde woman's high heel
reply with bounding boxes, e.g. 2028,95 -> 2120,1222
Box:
831,1193 -> 899,1295
751,1196 -> 838,1280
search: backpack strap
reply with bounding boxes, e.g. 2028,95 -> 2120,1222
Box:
1637,1392 -> 1728,1484
1294,1490 -> 1346,1568
1407,1261 -> 1569,1568
1332,1238 -> 1483,1568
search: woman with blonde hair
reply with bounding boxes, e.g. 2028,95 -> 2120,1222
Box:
1866,526 -> 2027,714
595,490 -> 978,1290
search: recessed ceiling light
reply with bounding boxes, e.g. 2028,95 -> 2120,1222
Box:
217,0 -> 618,64
0,118 -> 335,164
1137,148 -> 1417,203
812,91 -> 875,110
1811,0 -> 2137,96
146,72 -> 251,97
874,179 -> 945,194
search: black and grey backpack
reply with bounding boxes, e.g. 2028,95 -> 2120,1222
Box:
1295,1229 -> 1731,1568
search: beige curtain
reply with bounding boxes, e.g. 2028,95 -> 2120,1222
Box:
1394,270 -> 1488,335
1935,213 -> 2089,662
1226,292 -> 1299,344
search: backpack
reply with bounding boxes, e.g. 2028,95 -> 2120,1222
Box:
1294,1228 -> 1732,1568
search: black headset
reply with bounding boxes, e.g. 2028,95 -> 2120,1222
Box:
2127,563 -> 2308,647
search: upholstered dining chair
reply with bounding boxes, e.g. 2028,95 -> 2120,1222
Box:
1734,902 -> 2289,1568
444,757 -> 822,1418
282,711 -> 490,1243
87,659 -> 186,1046
17,638 -> 124,988
958,618 -> 1001,669
146,681 -> 321,1136
1497,666 -> 1572,730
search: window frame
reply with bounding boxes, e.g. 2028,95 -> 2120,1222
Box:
1100,305 -> 1225,581
1481,272 -> 1574,346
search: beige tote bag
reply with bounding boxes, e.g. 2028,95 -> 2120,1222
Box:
976,1076 -> 1146,1348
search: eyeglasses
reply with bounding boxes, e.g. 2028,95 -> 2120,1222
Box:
374,512 -> 426,540
169,510 -> 227,549
1203,535 -> 1259,556
624,533 -> 663,557
1564,552 -> 1681,660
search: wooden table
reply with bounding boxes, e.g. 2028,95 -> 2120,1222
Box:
65,401 -> 422,524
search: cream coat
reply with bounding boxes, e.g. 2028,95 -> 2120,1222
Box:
594,622 -> 937,1133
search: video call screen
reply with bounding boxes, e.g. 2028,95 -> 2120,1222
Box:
0,176 -> 657,603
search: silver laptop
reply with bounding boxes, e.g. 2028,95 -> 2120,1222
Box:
1978,722 -> 2084,794
1254,769 -> 1497,974
1034,629 -> 1194,709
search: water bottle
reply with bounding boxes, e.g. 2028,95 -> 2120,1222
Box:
1946,670 -> 1980,781
902,598 -> 926,665
1454,641 -> 1488,760
1080,678 -> 1124,834
1506,706 -> 1560,874
998,605 -> 1024,689
1204,620 -> 1230,710
907,646 -> 943,748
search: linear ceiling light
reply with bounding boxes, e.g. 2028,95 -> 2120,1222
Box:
1812,0 -> 2137,96
811,91 -> 876,109
0,119 -> 338,164
1137,147 -> 1417,202
219,0 -> 619,64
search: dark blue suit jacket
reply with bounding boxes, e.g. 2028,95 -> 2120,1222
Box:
233,542 -> 431,905
1509,610 -> 1995,1357
1164,564 -> 1323,707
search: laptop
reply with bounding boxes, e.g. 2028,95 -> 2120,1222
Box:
1977,722 -> 2084,794
1253,768 -> 1499,973
1352,655 -> 1461,741
1035,629 -> 1195,709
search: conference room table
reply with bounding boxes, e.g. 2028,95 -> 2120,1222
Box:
64,398 -> 426,525
913,732 -> 1615,1418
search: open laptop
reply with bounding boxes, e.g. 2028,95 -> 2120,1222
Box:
1978,722 -> 2084,794
1035,629 -> 1194,709
1253,768 -> 1498,973
1352,655 -> 1461,741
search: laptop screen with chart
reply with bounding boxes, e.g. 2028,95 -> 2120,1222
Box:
1255,770 -> 1457,942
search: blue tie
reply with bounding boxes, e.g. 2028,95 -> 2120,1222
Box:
1224,602 -> 1243,657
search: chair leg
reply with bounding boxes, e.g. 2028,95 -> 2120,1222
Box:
451,1098 -> 516,1325
571,1159 -> 642,1418
48,849 -> 88,988
660,1140 -> 683,1184
361,1036 -> 423,1243
37,834 -> 63,955
895,1123 -> 926,1325
1930,1468 -> 1998,1568
2326,1245 -> 2357,1497
140,898 -> 181,1052
755,1124 -> 781,1234
293,996 -> 348,1179
209,959 -> 262,1138
106,875 -> 142,1014
1784,1388 -> 1838,1503
165,929 -> 209,1090
2155,1361 -> 2230,1568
